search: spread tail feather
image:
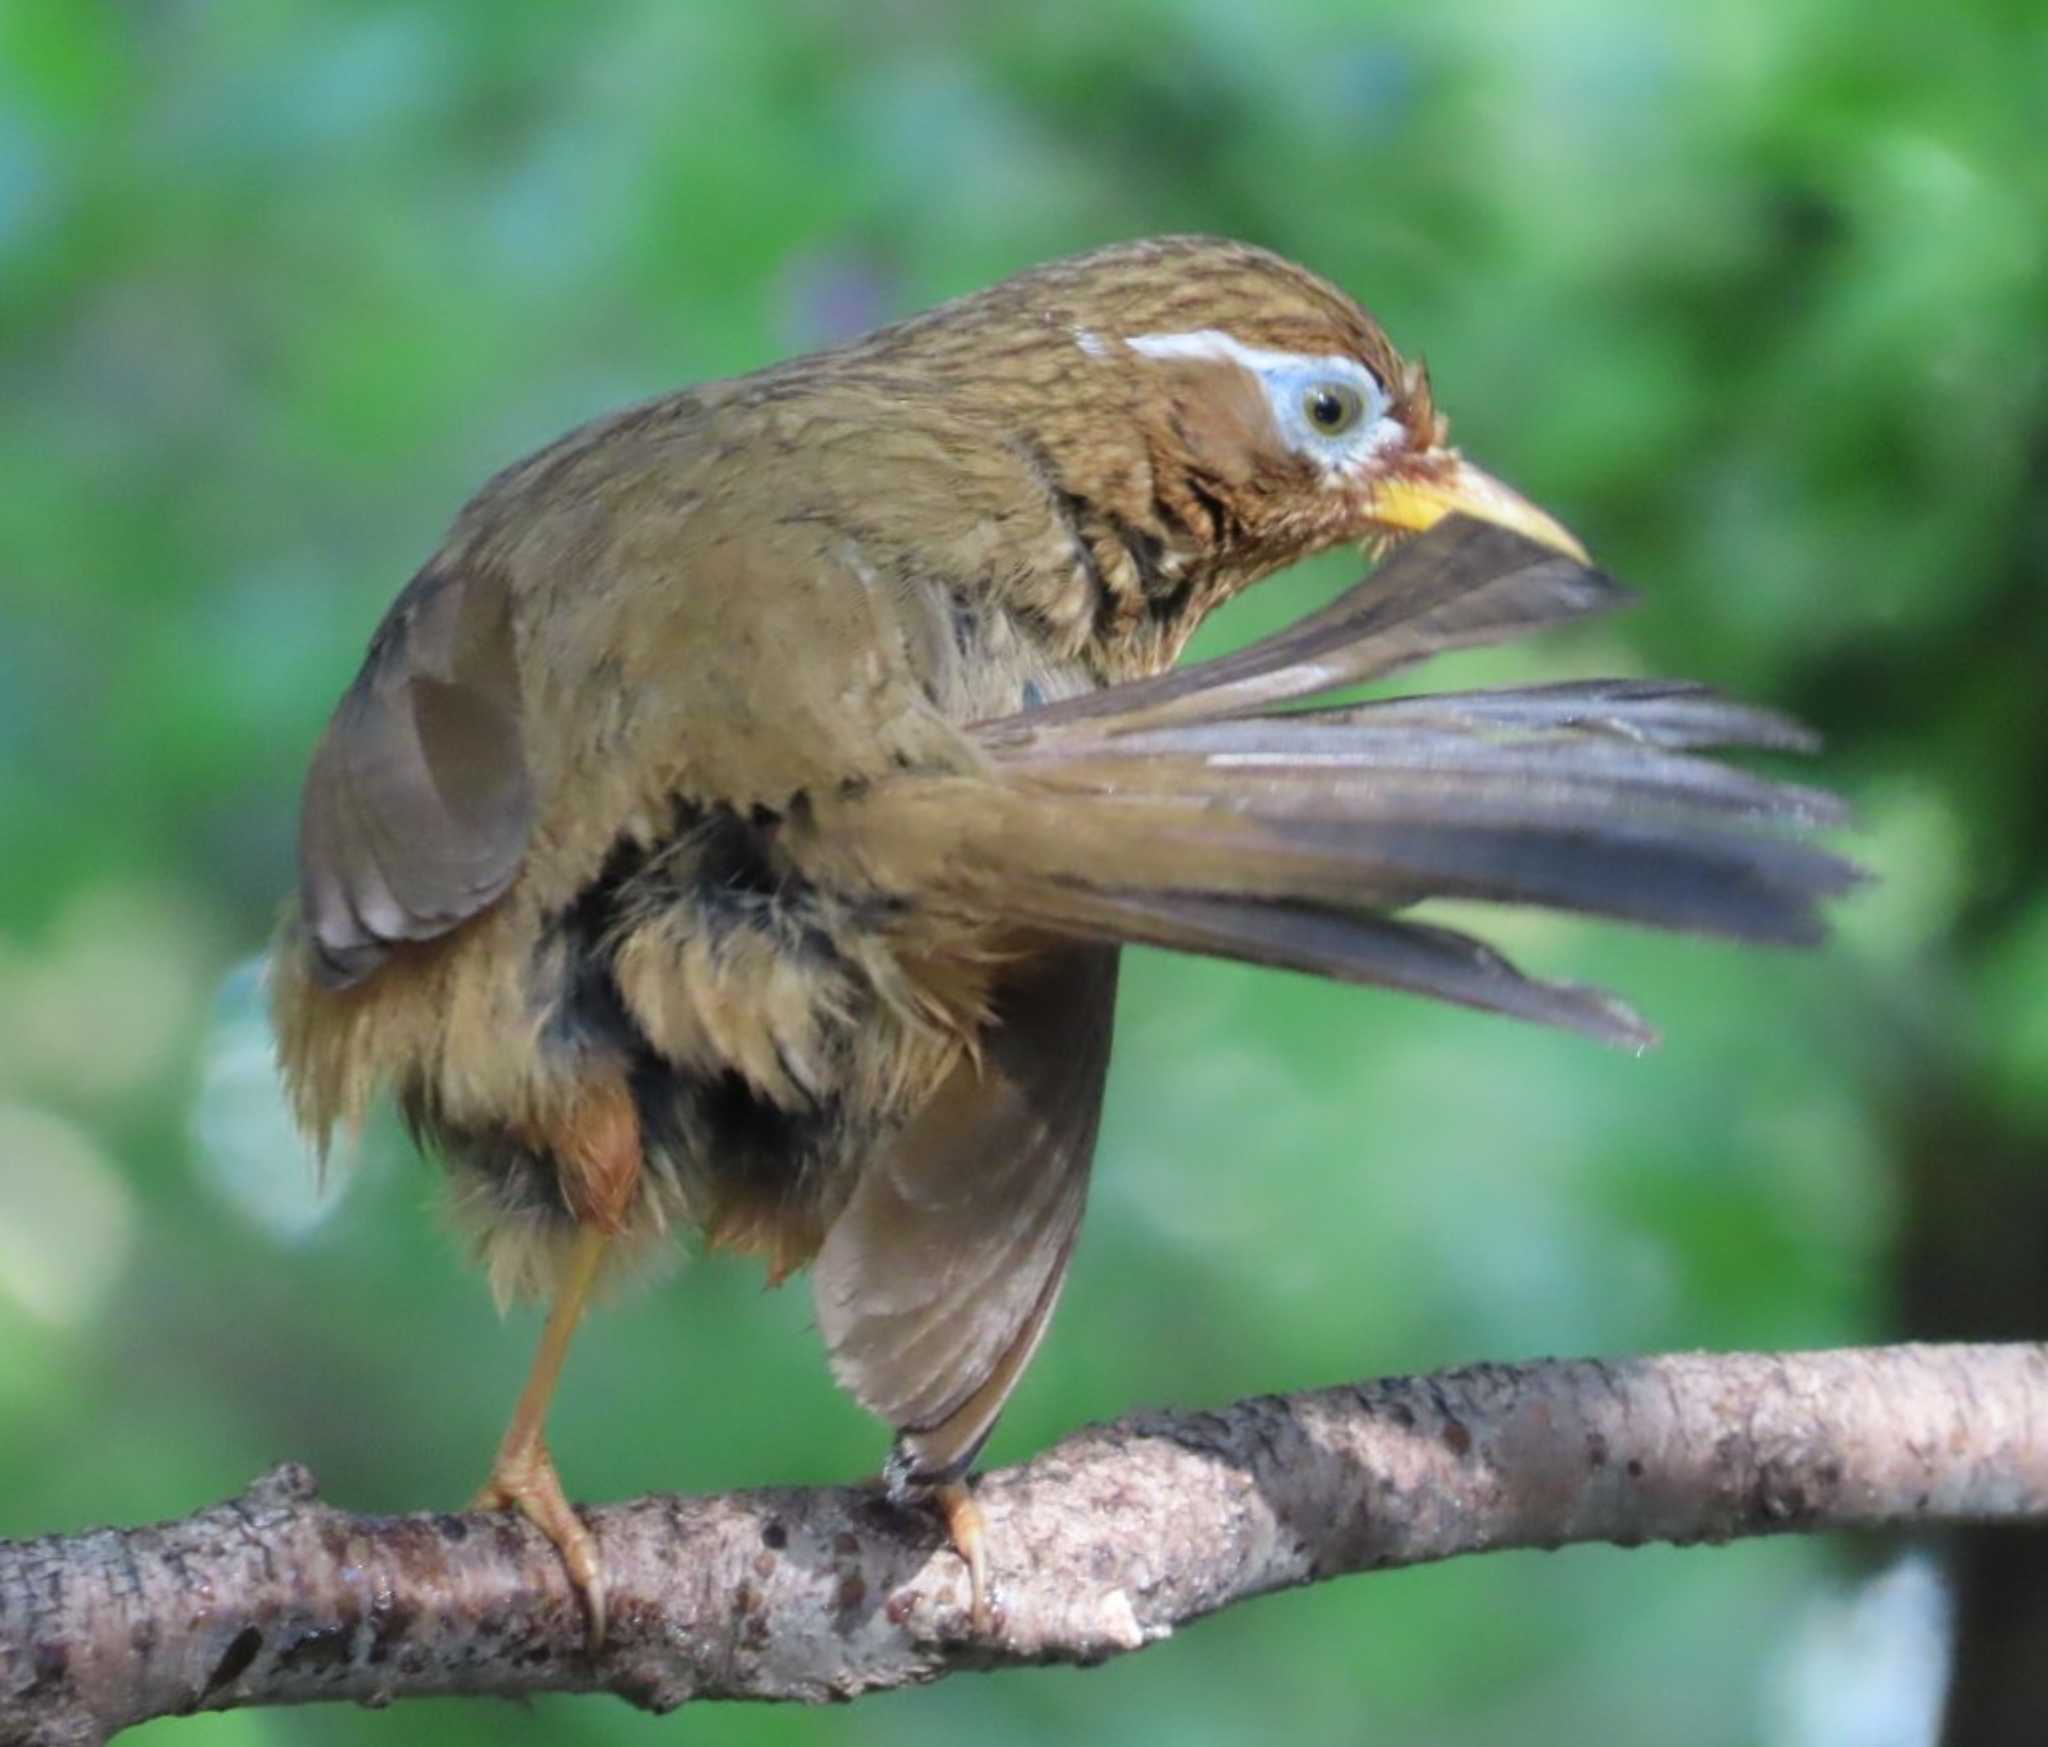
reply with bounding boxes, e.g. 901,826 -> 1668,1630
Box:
837,519 -> 1863,1046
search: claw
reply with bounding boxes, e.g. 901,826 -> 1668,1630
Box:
933,1480 -> 991,1632
476,1436 -> 608,1650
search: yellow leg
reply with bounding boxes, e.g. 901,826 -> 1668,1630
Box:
474,1224 -> 610,1649
933,1480 -> 991,1631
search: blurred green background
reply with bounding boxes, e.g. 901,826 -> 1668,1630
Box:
2,1 -> 2043,1743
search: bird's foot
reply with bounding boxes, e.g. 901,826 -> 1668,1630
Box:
932,1480 -> 991,1632
474,1437 -> 607,1650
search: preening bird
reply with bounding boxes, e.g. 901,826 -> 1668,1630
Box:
271,236 -> 1856,1644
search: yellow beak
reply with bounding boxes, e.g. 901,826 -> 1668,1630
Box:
1366,456 -> 1589,564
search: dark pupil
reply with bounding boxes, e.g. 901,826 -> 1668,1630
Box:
1310,389 -> 1345,429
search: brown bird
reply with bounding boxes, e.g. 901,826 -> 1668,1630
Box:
271,236 -> 1853,1644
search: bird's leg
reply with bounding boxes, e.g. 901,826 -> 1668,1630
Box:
475,1079 -> 641,1648
932,1480 -> 992,1632
475,1222 -> 611,1649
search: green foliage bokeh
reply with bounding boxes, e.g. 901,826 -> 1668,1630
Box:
2,2 -> 2043,1743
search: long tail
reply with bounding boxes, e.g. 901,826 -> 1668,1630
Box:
842,519 -> 1863,1048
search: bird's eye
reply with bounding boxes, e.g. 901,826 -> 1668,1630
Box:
1302,382 -> 1366,436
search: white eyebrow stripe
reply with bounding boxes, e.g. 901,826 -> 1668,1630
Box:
1127,327 -> 1400,479
1125,328 -> 1363,380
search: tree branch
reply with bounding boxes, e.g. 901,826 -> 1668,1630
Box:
5,1343 -> 2044,1742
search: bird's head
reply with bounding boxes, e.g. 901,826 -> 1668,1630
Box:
814,236 -> 1589,680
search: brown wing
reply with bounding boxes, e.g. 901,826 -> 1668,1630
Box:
297,559 -> 534,988
811,942 -> 1120,1485
831,520 -> 1858,1050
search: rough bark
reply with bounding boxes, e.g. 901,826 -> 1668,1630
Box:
5,1343 -> 2044,1743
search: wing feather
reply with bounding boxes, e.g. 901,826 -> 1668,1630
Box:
297,561 -> 533,987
